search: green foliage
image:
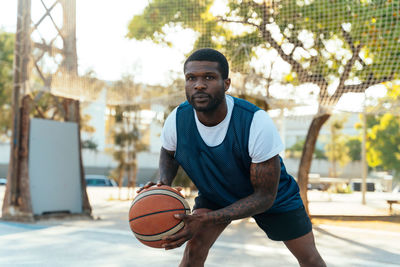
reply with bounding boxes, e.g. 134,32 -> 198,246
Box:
127,0 -> 400,197
286,139 -> 306,158
82,139 -> 98,151
127,0 -> 261,72
330,184 -> 353,194
286,138 -> 326,159
346,136 -> 361,161
325,136 -> 350,165
0,31 -> 14,138
278,0 -> 400,80
313,147 -> 327,160
387,83 -> 400,100
367,114 -> 400,172
127,0 -> 216,44
128,0 -> 400,87
324,117 -> 351,175
353,106 -> 400,174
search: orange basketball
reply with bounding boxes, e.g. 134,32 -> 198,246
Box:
129,185 -> 191,248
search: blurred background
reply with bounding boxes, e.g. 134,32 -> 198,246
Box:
0,1 -> 400,266
0,0 -> 399,227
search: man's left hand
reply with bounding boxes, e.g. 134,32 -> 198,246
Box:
161,213 -> 206,250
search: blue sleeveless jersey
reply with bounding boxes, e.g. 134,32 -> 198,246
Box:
175,97 -> 303,213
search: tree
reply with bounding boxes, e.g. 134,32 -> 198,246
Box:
367,114 -> 400,174
286,139 -> 326,160
109,76 -> 148,199
355,82 -> 400,182
0,31 -> 15,139
324,116 -> 350,177
346,137 -> 361,162
127,0 -> 400,212
81,138 -> 98,151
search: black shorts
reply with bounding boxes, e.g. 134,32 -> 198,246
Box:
193,195 -> 312,241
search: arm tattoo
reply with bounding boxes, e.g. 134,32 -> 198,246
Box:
158,147 -> 179,186
205,155 -> 281,225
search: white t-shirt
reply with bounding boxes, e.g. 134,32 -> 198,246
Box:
161,95 -> 284,163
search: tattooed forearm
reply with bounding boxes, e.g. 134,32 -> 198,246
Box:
204,155 -> 281,225
158,147 -> 179,185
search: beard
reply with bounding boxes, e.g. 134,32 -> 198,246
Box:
187,87 -> 225,112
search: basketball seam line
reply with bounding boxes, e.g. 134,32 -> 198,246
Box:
135,188 -> 183,198
129,208 -> 191,222
132,220 -> 184,240
131,189 -> 185,206
132,193 -> 182,205
130,192 -> 190,211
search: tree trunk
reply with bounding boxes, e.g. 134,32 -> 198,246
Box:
298,113 -> 331,215
17,96 -> 33,215
332,160 -> 337,178
2,96 -> 34,221
2,0 -> 32,221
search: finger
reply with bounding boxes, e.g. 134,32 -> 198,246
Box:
174,213 -> 189,220
162,228 -> 189,243
162,237 -> 188,250
136,187 -> 145,193
174,186 -> 183,192
146,181 -> 156,187
136,187 -> 144,193
136,182 -> 156,193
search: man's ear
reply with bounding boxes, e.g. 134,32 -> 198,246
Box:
224,78 -> 231,92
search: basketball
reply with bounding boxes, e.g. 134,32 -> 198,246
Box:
129,185 -> 191,248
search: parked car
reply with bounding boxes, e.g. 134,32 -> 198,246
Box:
0,178 -> 6,185
85,175 -> 117,187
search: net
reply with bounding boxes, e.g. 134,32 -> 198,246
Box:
126,0 -> 400,112
16,0 -> 400,112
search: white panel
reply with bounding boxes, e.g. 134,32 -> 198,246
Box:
29,118 -> 82,215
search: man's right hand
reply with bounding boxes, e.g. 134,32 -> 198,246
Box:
136,181 -> 183,195
136,181 -> 164,193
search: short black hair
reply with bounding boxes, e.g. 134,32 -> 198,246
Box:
184,48 -> 229,79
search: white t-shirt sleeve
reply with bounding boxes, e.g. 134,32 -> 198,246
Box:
249,110 -> 285,163
161,107 -> 178,151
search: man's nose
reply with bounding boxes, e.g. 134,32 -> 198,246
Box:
194,78 -> 207,90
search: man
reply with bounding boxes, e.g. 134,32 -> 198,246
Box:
139,48 -> 326,267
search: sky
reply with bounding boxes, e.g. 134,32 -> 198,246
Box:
0,0 -> 191,84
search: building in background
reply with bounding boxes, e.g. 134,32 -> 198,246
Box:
0,97 -> 373,187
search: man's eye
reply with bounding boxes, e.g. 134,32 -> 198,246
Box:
205,76 -> 215,80
186,76 -> 195,81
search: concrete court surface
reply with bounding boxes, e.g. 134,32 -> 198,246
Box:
1,186 -> 400,267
